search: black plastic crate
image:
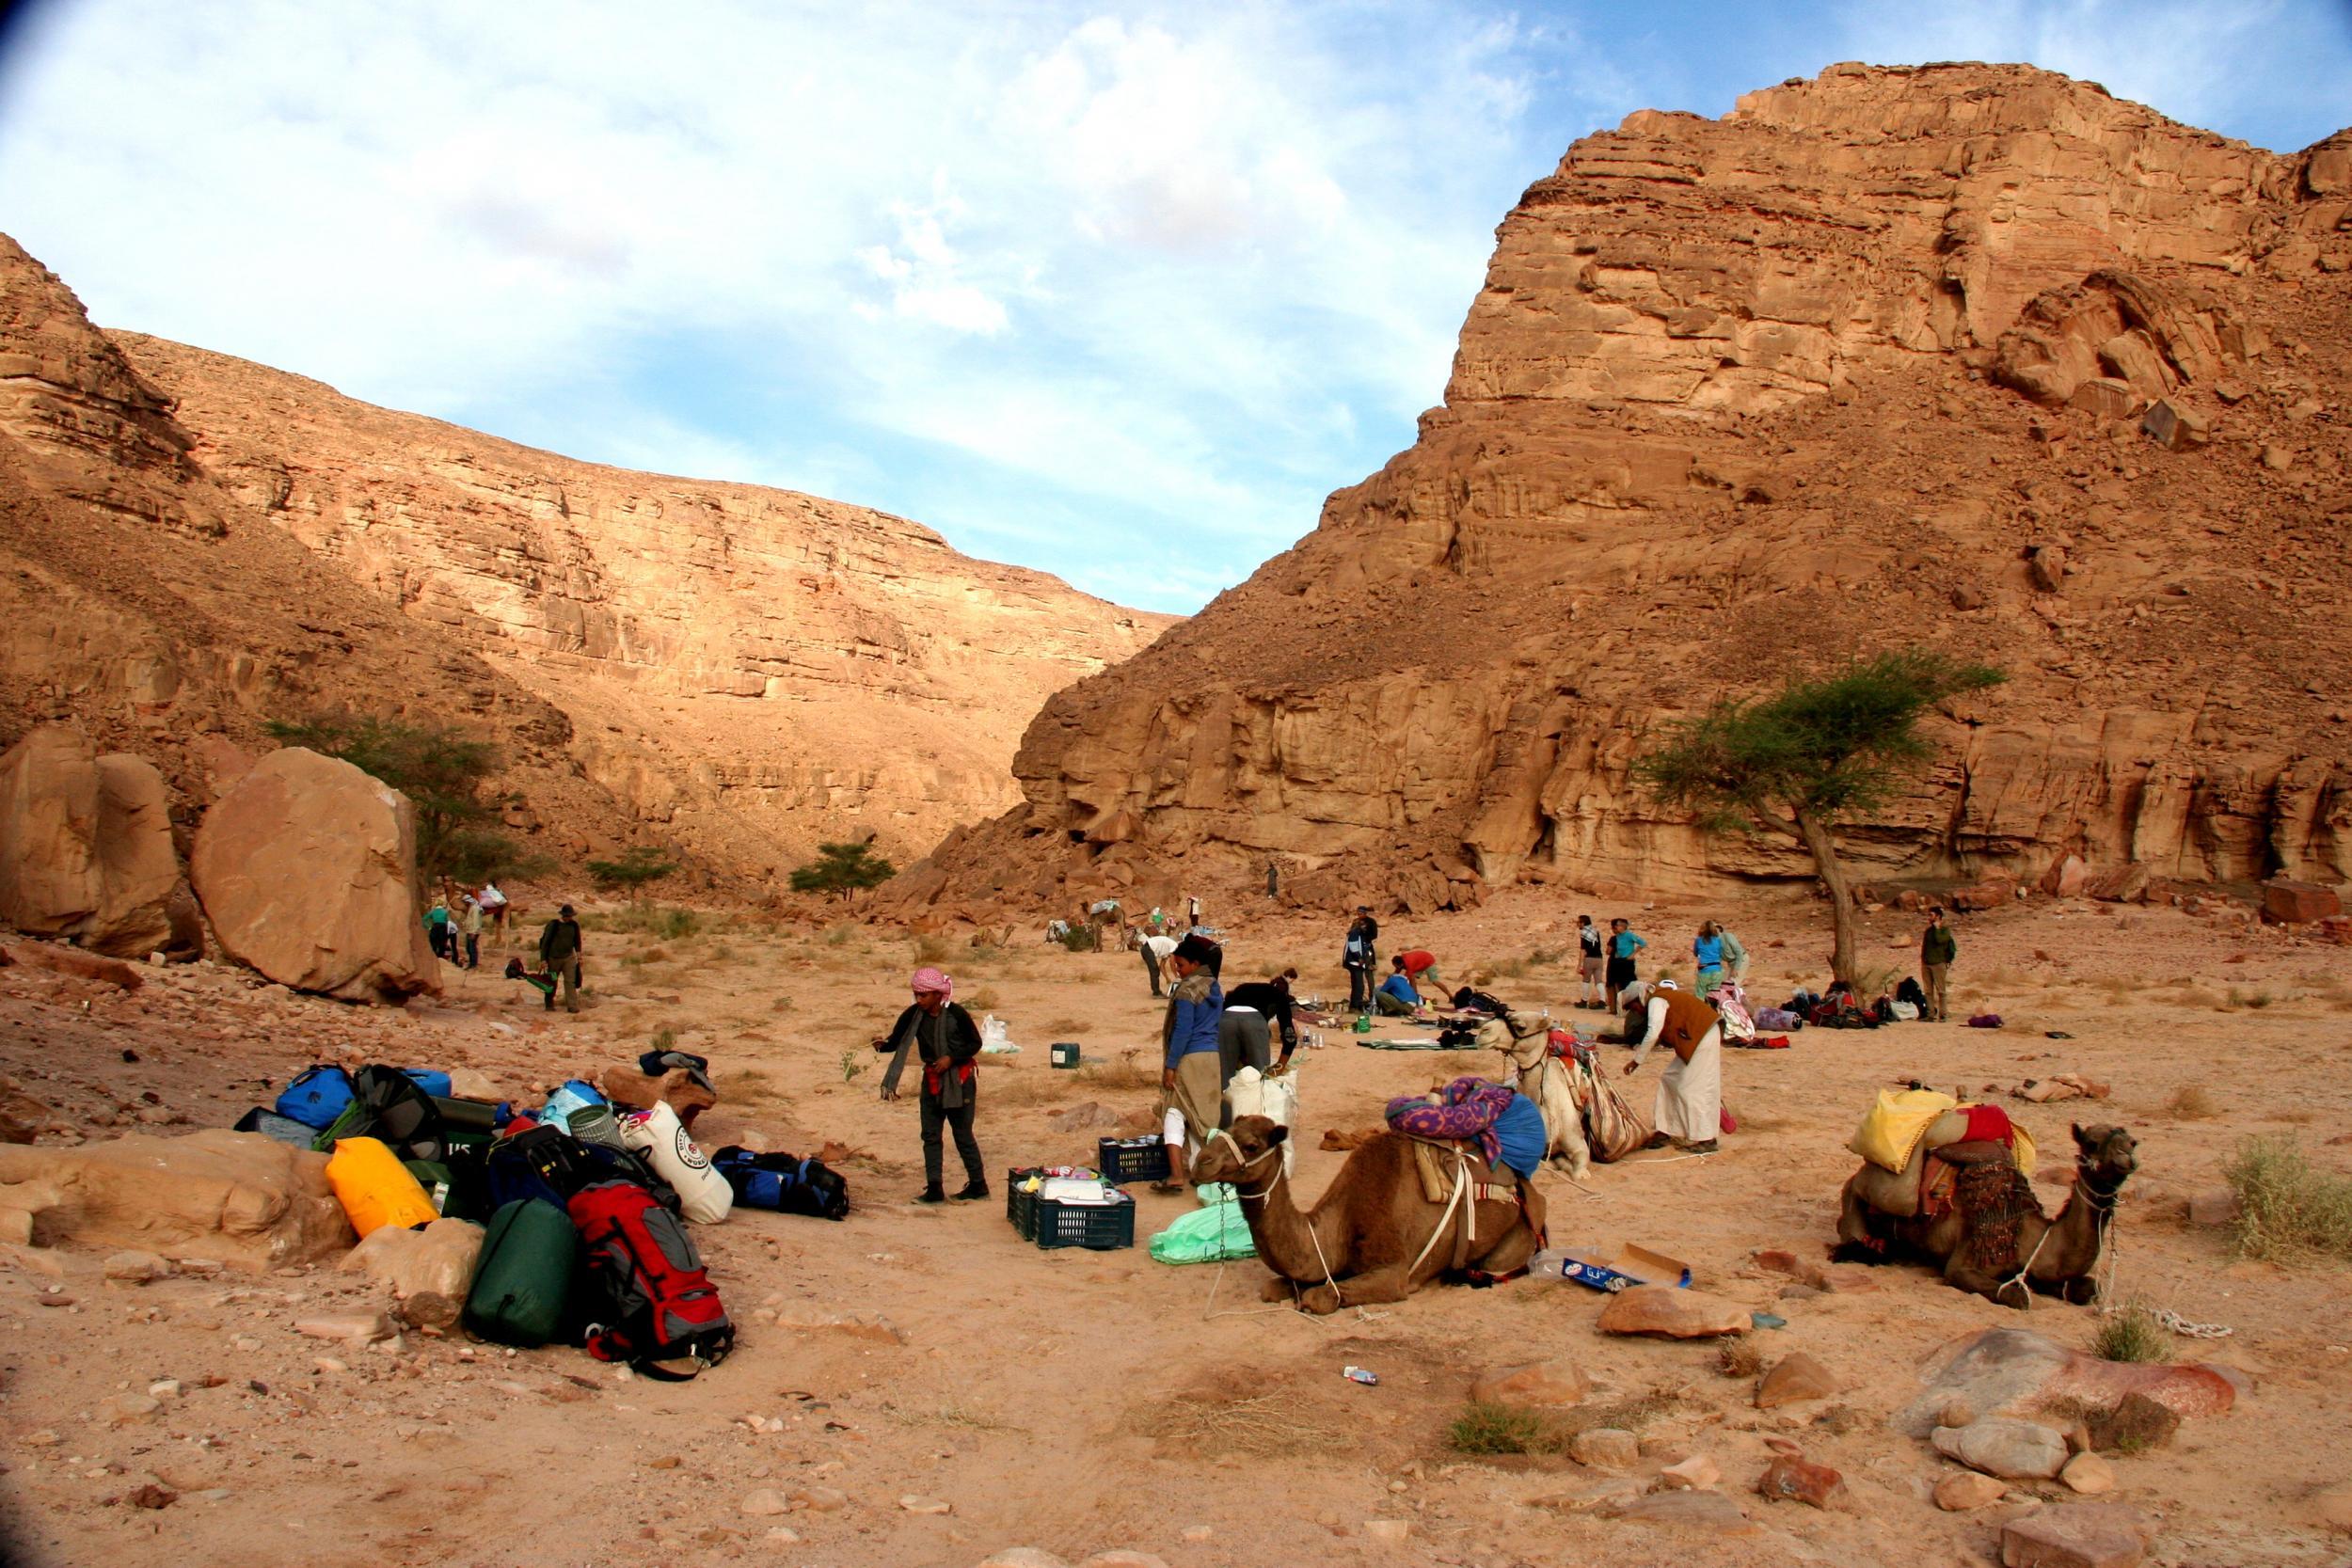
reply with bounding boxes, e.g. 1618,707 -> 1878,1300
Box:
1035,1192 -> 1136,1250
1097,1135 -> 1170,1185
1006,1166 -> 1041,1240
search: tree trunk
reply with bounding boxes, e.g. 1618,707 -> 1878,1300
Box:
1792,806 -> 1858,990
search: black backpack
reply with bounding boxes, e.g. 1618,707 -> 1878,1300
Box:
1896,975 -> 1928,1008
312,1065 -> 449,1163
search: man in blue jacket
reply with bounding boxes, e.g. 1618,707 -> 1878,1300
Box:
1155,933 -> 1224,1192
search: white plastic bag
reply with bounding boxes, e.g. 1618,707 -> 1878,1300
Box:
1224,1065 -> 1300,1176
980,1014 -> 1013,1053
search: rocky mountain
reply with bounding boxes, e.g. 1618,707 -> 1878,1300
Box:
888,63 -> 2351,921
0,232 -> 1171,887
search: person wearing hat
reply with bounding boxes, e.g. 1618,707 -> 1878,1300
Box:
876,966 -> 987,1204
1622,977 -> 1723,1153
536,903 -> 584,1013
1155,933 -> 1225,1192
1341,907 -> 1378,1011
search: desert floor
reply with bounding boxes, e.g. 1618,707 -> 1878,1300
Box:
2,882 -> 2347,1568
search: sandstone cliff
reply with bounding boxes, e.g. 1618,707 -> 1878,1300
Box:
890,64 -> 2352,920
0,231 -> 1170,888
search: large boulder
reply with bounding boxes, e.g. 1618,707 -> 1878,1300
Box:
0,725 -> 179,957
190,748 -> 437,1002
0,1130 -> 355,1269
1898,1327 -> 2236,1437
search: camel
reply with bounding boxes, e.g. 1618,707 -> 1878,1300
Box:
1188,1115 -> 1545,1314
1482,1016 -> 1592,1179
1833,1123 -> 2137,1308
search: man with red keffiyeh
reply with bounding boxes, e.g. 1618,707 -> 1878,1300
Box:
875,966 -> 986,1205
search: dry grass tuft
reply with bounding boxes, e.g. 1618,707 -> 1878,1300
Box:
1161,1379 -> 1349,1458
2226,1134 -> 2352,1263
1076,1051 -> 1160,1093
1448,1400 -> 1562,1455
2092,1303 -> 2174,1363
1716,1339 -> 1769,1378
2163,1085 -> 2220,1121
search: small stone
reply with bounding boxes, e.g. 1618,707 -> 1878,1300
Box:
1078,1554 -> 1168,1568
1931,1396 -> 1976,1429
294,1312 -> 396,1344
1755,1353 -> 1839,1409
1361,1519 -> 1411,1544
1608,1490 -> 1756,1534
1756,1455 -> 1848,1510
198,1488 -> 233,1502
1997,1502 -> 2156,1568
1937,1473 -> 2007,1511
124,1483 -> 177,1510
146,1380 -> 181,1400
789,1485 -> 848,1513
2185,1189 -> 2241,1227
646,1455 -> 682,1470
1597,1285 -> 1750,1338
1526,1477 -> 1643,1513
2061,1452 -> 2117,1495
1658,1455 -> 1721,1491
1932,1418 -> 2072,1480
313,1357 -> 348,1375
103,1250 -> 172,1284
765,1527 -> 803,1544
99,1393 -> 162,1424
898,1495 -> 951,1515
740,1489 -> 788,1517
1470,1360 -> 1586,1408
1569,1427 -> 1641,1470
1178,1525 -> 1214,1544
977,1551 -> 1071,1568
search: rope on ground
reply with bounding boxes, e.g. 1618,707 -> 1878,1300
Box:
2092,1204 -> 2235,1338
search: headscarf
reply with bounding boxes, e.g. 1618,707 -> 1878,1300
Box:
911,966 -> 953,999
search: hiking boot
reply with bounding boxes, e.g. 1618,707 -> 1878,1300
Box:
950,1181 -> 990,1202
1682,1139 -> 1720,1154
1643,1132 -> 1672,1150
914,1187 -> 946,1205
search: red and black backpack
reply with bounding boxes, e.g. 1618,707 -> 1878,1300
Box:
566,1180 -> 733,1378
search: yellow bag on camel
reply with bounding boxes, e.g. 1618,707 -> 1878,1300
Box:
1851,1089 -> 2037,1176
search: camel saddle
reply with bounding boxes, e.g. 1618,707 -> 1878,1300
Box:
1408,1137 -> 1512,1207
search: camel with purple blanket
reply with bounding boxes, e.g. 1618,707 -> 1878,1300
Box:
1189,1079 -> 1546,1314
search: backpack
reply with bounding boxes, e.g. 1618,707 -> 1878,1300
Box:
464,1197 -> 580,1348
1896,976 -> 1928,1009
485,1123 -> 609,1212
1436,1024 -> 1482,1050
713,1148 -> 850,1220
567,1180 -> 733,1378
308,1065 -> 449,1163
274,1066 -> 357,1131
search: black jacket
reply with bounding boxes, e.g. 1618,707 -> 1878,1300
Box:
538,917 -> 581,964
880,1001 -> 982,1106
1223,981 -> 1295,1046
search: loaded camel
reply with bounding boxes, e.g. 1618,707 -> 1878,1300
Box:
1188,1115 -> 1545,1314
1834,1122 -> 2137,1308
1482,1014 -> 1592,1179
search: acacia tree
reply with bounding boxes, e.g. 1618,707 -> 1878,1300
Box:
587,846 -> 682,899
1631,649 -> 2005,990
789,840 -> 897,897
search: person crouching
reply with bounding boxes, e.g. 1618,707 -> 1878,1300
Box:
876,966 -> 987,1205
1622,978 -> 1723,1153
1155,933 -> 1225,1193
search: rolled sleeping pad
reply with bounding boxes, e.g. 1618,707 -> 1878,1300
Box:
326,1135 -> 439,1238
620,1100 -> 733,1224
430,1095 -> 501,1132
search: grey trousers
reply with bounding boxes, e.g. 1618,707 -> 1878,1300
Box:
1216,1009 -> 1271,1093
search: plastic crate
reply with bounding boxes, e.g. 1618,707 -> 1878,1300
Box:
1006,1166 -> 1041,1240
1035,1191 -> 1136,1250
1097,1135 -> 1170,1185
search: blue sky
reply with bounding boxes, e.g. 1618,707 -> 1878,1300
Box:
2,1 -> 2346,613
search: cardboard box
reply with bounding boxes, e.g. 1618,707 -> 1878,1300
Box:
1549,1243 -> 1692,1292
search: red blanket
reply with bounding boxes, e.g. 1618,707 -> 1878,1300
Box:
1961,1103 -> 2015,1147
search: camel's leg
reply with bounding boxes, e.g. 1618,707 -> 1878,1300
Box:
1259,1275 -> 1295,1304
1945,1255 -> 2032,1310
1322,1261 -> 1421,1307
1296,1282 -> 1344,1315
2057,1275 -> 2098,1306
1832,1180 -> 1888,1263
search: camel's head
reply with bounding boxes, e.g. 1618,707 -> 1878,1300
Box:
1188,1115 -> 1287,1186
2073,1123 -> 2137,1189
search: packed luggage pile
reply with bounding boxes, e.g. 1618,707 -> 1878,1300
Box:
233,1053 -> 854,1380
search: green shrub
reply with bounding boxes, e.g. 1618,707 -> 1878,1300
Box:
1057,925 -> 1099,952
790,841 -> 896,896
2227,1135 -> 2352,1262
2091,1303 -> 2172,1363
587,845 -> 681,895
1446,1401 -> 1557,1456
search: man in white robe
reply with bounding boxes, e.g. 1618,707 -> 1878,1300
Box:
1624,979 -> 1723,1152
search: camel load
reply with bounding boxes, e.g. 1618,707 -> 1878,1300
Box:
1833,1085 -> 2137,1308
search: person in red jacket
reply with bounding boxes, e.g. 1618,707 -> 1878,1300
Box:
1391,949 -> 1446,1007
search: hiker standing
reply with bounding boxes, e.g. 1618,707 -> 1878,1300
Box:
460,895 -> 484,970
425,896 -> 453,961
877,966 -> 987,1204
1576,914 -> 1605,1008
1341,907 -> 1377,1011
1604,918 -> 1646,1013
1265,861 -> 1279,900
537,904 -> 584,1013
1186,893 -> 1202,928
1693,922 -> 1726,995
1920,908 -> 1958,1022
1155,934 -> 1224,1191
1139,930 -> 1178,998
1716,923 -> 1748,983
1623,979 -> 1722,1153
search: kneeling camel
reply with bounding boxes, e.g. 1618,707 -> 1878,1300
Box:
1188,1115 -> 1544,1314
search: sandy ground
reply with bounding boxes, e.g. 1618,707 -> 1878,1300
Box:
2,884 -> 2349,1568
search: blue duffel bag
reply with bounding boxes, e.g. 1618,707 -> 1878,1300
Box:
273,1065 -> 357,1130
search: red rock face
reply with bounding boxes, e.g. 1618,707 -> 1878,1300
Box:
895,64 -> 2352,918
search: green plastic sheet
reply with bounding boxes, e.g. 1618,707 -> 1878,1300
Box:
1147,1181 -> 1260,1264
